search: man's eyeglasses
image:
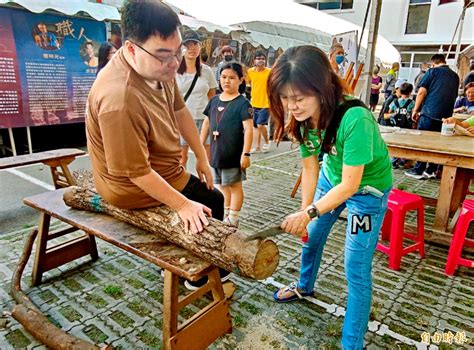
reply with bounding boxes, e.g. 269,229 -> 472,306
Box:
130,40 -> 183,65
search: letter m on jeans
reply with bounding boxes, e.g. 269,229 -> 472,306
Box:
351,215 -> 371,234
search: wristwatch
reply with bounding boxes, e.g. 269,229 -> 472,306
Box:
306,204 -> 320,219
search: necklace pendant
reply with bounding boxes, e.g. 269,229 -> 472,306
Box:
217,106 -> 225,112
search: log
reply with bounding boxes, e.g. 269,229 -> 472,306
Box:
63,187 -> 279,280
10,229 -> 111,350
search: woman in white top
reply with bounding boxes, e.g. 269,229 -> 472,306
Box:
176,29 -> 218,168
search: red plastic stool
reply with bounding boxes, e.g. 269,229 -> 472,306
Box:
445,199 -> 474,275
377,189 -> 425,270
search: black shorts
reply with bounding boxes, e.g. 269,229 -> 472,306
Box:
369,93 -> 379,106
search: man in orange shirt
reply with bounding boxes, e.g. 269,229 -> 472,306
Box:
86,0 -> 223,237
246,50 -> 271,153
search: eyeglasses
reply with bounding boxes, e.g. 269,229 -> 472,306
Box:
130,40 -> 183,65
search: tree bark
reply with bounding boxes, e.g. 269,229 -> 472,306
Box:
63,187 -> 279,280
10,229 -> 111,350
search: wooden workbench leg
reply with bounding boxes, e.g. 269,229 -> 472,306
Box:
44,156 -> 76,189
207,268 -> 225,301
163,270 -> 179,350
59,160 -> 76,187
449,168 -> 470,215
88,235 -> 99,262
48,166 -> 61,190
31,213 -> 51,286
434,166 -> 457,232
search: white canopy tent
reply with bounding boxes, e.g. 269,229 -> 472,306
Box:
178,14 -> 238,35
166,0 -> 400,66
0,0 -> 120,21
233,21 -> 332,52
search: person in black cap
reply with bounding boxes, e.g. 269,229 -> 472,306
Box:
176,28 -> 218,168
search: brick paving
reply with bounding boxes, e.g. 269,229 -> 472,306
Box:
0,149 -> 473,349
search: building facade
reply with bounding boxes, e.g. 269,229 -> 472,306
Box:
295,0 -> 473,82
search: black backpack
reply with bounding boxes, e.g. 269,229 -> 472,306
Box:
378,94 -> 396,125
391,99 -> 413,129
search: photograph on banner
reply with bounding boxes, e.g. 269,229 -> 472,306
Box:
240,44 -> 282,68
331,30 -> 358,79
208,37 -> 239,67
80,41 -> 99,67
32,22 -> 62,51
0,7 -> 106,129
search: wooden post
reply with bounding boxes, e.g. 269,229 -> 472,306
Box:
363,0 -> 382,105
26,127 -> 33,154
8,127 -> 17,156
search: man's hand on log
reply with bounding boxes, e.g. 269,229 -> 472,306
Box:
195,157 -> 214,190
281,211 -> 310,238
178,199 -> 212,234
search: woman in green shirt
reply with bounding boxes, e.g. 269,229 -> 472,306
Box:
268,45 -> 393,350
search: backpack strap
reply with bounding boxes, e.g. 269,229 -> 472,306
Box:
322,98 -> 368,153
393,99 -> 400,109
401,99 -> 413,109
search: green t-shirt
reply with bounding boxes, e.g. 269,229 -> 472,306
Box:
466,115 -> 474,126
299,106 -> 393,191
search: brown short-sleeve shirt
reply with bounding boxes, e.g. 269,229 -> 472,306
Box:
86,48 -> 189,209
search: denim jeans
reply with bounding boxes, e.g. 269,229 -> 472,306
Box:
298,171 -> 390,350
413,115 -> 442,175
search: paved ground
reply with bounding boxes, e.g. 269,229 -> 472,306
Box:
0,143 -> 473,349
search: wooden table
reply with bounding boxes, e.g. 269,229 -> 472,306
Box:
382,130 -> 474,245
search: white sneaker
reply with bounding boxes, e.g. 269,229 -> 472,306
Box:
223,217 -> 239,227
250,148 -> 262,154
262,142 -> 271,153
422,171 -> 436,180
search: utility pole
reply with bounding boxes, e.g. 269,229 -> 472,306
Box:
363,0 -> 382,106
454,1 -> 473,72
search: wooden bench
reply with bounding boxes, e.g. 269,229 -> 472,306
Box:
23,189 -> 233,350
0,148 -> 85,188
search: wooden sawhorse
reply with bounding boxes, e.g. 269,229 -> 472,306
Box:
24,189 -> 233,350
0,148 -> 85,189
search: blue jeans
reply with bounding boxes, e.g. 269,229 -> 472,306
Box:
413,115 -> 442,175
298,171 -> 390,350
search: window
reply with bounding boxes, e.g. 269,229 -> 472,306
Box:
319,1 -> 341,10
295,1 -> 353,11
406,0 -> 431,34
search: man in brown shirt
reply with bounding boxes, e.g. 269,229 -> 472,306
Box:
86,0 -> 223,236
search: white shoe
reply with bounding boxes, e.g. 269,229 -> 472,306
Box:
262,143 -> 271,153
250,148 -> 262,154
223,217 -> 239,227
422,171 -> 436,179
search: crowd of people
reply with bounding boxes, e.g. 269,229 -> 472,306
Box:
84,1 -> 472,348
377,55 -> 471,180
